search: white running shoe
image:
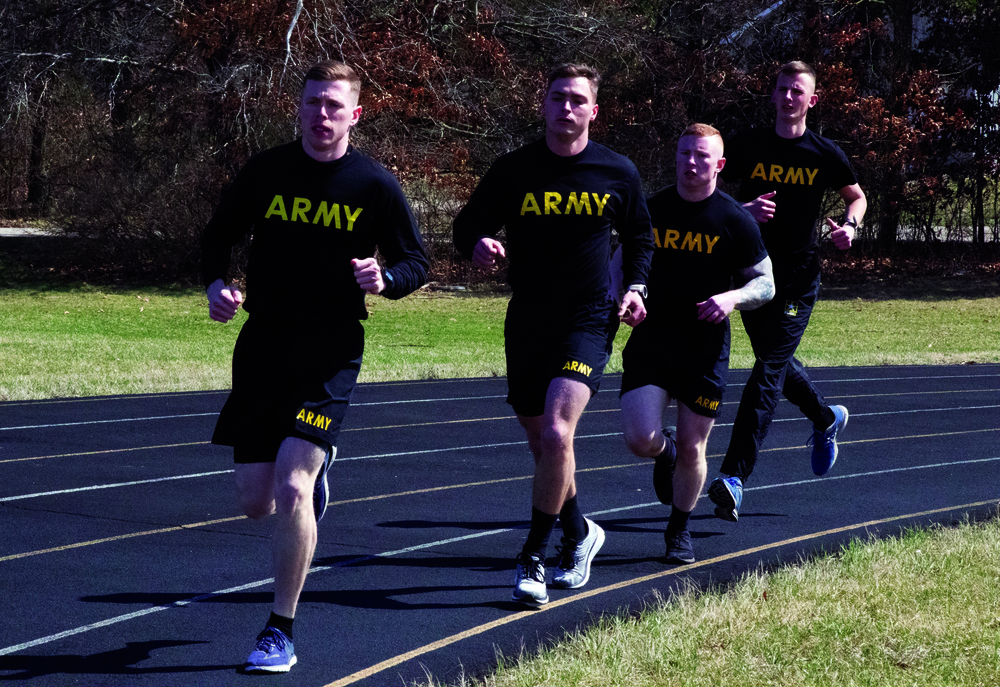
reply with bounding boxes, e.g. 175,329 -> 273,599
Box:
512,552 -> 549,606
551,518 -> 605,589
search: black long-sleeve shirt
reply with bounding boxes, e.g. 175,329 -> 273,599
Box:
201,141 -> 428,322
453,139 -> 653,302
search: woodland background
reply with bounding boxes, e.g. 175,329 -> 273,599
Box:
1,0 -> 998,285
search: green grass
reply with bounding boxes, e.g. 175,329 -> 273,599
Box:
437,515 -> 1000,687
0,284 -> 242,400
0,278 -> 997,400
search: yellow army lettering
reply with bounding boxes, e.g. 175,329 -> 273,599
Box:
693,396 -> 720,411
652,227 -> 720,253
521,192 -> 611,216
264,195 -> 364,231
561,360 -> 593,377
296,408 -> 333,430
750,163 -> 819,186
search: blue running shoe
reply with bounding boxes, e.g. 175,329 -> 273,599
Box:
652,427 -> 677,506
809,405 -> 848,476
313,447 -> 335,522
708,475 -> 743,522
246,626 -> 297,673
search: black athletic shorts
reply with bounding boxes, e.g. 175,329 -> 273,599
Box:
504,294 -> 619,418
212,316 -> 363,463
620,313 -> 730,418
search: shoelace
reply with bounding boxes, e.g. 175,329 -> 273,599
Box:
518,554 -> 546,582
554,538 -> 580,569
255,630 -> 288,653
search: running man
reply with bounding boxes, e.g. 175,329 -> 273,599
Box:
620,123 -> 773,563
453,63 -> 654,605
201,61 -> 428,672
709,60 -> 867,521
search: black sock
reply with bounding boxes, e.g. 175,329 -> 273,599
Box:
559,495 -> 588,543
522,508 -> 559,560
667,505 -> 692,535
817,406 -> 836,430
657,431 -> 677,463
267,612 -> 294,640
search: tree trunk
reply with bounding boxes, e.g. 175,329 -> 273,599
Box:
26,106 -> 48,214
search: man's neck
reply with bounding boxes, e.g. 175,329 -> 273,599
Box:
775,119 -> 808,139
302,139 -> 350,162
546,131 -> 589,157
677,180 -> 716,203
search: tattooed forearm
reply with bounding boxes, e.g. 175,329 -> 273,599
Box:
733,257 -> 775,312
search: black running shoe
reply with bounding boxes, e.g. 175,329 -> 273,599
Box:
664,529 -> 695,565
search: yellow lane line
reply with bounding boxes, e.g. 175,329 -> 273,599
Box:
0,516 -> 246,563
322,499 -> 1000,686
0,442 -> 210,465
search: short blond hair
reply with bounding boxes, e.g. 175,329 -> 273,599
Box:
680,123 -> 722,139
302,61 -> 361,98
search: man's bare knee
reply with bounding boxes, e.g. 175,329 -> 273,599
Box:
238,490 -> 275,520
273,478 -> 311,515
540,422 -> 574,457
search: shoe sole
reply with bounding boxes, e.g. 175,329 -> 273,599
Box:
551,521 -> 605,589
665,551 -> 695,565
246,656 -> 298,673
813,406 -> 849,476
708,480 -> 739,522
511,589 -> 549,605
652,456 -> 674,506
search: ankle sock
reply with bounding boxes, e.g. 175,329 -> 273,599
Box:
522,508 -> 558,560
559,495 -> 588,542
267,611 -> 294,640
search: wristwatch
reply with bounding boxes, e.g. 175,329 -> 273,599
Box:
627,284 -> 647,299
842,217 -> 858,229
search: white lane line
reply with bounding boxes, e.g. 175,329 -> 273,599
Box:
2,375 -> 996,432
1,455 -> 997,658
0,413 -> 219,432
0,471 -> 234,502
341,404 -> 1000,460
353,394 -> 507,406
811,373 -> 1000,384
5,404 -> 997,499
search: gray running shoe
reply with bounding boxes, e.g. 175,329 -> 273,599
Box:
551,518 -> 605,589
512,552 -> 549,605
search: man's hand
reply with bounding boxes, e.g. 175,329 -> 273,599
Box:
207,279 -> 243,323
472,237 -> 506,268
696,292 -> 738,324
745,191 -> 777,223
618,290 -> 646,328
352,258 -> 385,294
825,217 -> 854,250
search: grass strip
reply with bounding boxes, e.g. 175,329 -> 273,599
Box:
429,514 -> 1000,687
4,280 -> 996,400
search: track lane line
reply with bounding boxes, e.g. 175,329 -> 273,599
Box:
0,442 -> 210,465
1,383 -> 995,433
1,391 -> 993,463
